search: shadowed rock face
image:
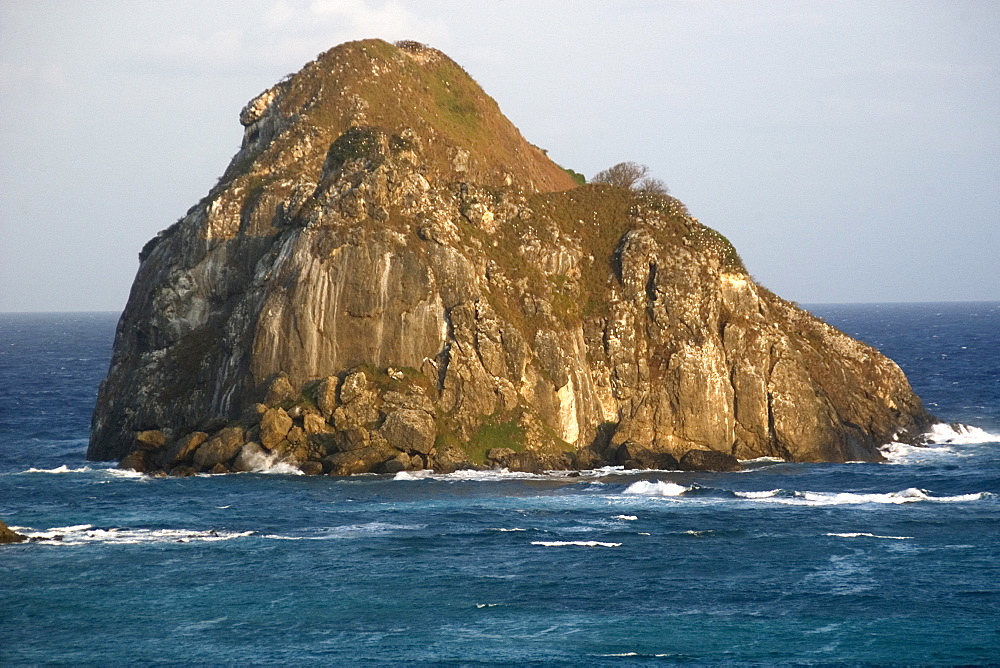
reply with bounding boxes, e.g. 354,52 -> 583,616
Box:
88,39 -> 934,475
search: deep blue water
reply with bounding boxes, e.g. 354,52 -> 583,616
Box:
1,304 -> 998,665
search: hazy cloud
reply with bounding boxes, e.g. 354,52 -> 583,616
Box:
0,1 -> 996,311
127,0 -> 448,75
0,62 -> 65,95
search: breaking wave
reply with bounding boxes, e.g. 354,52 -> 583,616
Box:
20,465 -> 94,474
531,540 -> 621,548
623,480 -> 689,497
105,468 -> 146,478
620,479 -> 990,506
14,524 -> 255,546
393,468 -> 551,481
924,422 -> 999,445
826,532 -> 913,540
13,521 -> 434,546
757,488 -> 989,506
880,423 -> 996,463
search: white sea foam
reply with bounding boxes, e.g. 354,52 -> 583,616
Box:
393,466 -> 641,482
826,532 -> 912,540
437,468 -> 548,480
612,515 -> 638,521
256,460 -> 304,475
577,465 -> 628,476
734,489 -> 781,499
393,470 -> 435,480
773,488 -> 987,506
105,468 -> 147,479
623,480 -> 689,497
19,524 -> 255,546
234,447 -> 304,475
880,423 -> 998,464
489,527 -> 527,532
50,524 -> 94,532
924,422 -> 999,445
619,482 -> 987,506
531,540 -> 621,548
393,468 -> 547,481
21,465 -> 92,474
318,522 -> 426,537
881,441 -> 938,463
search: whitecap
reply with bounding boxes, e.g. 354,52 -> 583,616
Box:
440,468 -> 548,481
880,440 -> 965,464
316,522 -> 427,538
49,524 -> 94,532
231,447 -> 303,475
489,527 -> 527,532
623,480 -> 689,497
393,470 -> 434,481
612,515 -> 638,521
779,488 -> 987,506
254,461 -> 303,475
21,465 -> 92,474
104,468 -> 147,479
826,532 -> 912,540
531,540 -> 621,547
20,525 -> 255,546
589,465 -> 626,474
880,423 -> 997,464
393,468 -> 546,482
924,422 -> 999,444
734,489 -> 781,499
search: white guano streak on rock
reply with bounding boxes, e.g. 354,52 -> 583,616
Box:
374,251 -> 393,365
556,375 -> 580,445
321,246 -> 346,372
400,294 -> 447,369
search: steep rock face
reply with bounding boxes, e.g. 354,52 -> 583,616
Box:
88,39 -> 933,473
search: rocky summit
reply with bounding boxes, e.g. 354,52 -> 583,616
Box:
88,39 -> 934,476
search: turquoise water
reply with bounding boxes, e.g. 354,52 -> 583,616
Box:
1,304 -> 998,664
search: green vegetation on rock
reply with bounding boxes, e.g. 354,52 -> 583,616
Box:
89,38 -> 934,478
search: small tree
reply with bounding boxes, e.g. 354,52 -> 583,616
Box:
592,161 -> 668,194
635,176 -> 668,194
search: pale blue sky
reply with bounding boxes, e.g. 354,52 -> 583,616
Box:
1,0 -> 997,311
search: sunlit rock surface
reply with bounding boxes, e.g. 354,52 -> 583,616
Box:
88,40 -> 933,474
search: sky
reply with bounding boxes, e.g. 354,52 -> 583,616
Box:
1,0 -> 997,312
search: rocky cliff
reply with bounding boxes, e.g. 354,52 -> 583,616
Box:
88,39 -> 934,475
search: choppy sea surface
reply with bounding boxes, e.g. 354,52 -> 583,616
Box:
1,303 -> 998,665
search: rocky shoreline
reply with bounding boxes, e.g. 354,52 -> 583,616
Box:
89,39 -> 933,475
120,369 -> 743,477
0,520 -> 27,544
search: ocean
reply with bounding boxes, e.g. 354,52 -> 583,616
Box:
1,303 -> 998,665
